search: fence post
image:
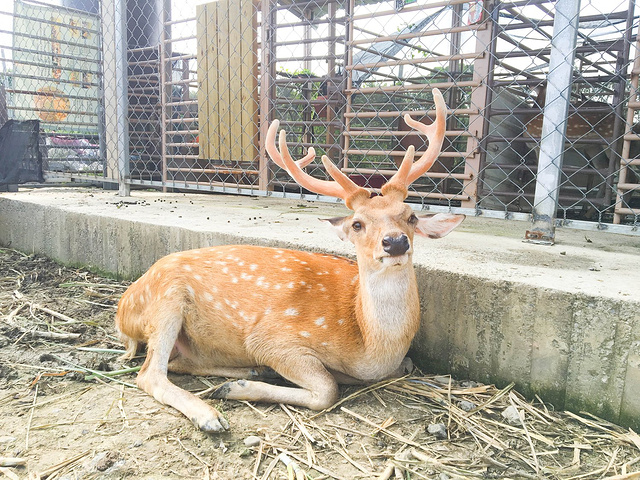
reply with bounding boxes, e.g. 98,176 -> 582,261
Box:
525,0 -> 580,244
102,0 -> 130,196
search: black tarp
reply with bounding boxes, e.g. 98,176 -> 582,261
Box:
0,120 -> 44,186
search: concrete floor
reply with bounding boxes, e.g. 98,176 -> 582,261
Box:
1,187 -> 639,427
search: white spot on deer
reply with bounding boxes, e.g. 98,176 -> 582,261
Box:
215,260 -> 227,266
222,267 -> 229,274
287,282 -> 295,289
300,281 -> 307,286
232,277 -> 238,284
282,267 -> 292,272
183,264 -> 192,272
250,264 -> 258,271
274,284 -> 281,290
351,275 -> 359,285
203,292 -> 213,302
300,331 -> 311,338
321,342 -> 329,347
139,294 -> 145,304
300,261 -> 308,265
274,254 -> 282,259
338,319 -> 345,325
284,308 -> 299,316
315,317 -> 325,326
240,272 -> 253,281
215,301 -> 223,310
194,274 -> 202,281
186,285 -> 195,298
264,307 -> 272,315
238,261 -> 245,266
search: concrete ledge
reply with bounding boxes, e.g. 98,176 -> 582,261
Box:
1,187 -> 639,428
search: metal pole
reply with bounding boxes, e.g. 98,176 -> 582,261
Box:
525,0 -> 580,244
103,0 -> 130,196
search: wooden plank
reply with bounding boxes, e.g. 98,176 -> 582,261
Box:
216,0 -> 231,162
196,3 -> 209,159
240,0 -> 258,164
207,1 -> 221,160
228,0 -> 243,163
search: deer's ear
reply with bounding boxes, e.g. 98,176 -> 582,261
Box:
415,213 -> 465,238
320,216 -> 351,241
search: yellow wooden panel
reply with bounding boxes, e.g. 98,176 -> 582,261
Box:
197,0 -> 258,163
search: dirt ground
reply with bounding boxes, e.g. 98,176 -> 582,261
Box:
1,248 -> 640,480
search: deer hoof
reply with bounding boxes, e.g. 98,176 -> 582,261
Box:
192,411 -> 230,432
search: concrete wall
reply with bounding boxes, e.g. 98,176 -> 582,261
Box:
1,188 -> 639,429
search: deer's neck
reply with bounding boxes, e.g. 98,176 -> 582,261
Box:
355,263 -> 420,353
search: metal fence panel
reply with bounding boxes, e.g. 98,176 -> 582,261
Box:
0,0 -> 638,233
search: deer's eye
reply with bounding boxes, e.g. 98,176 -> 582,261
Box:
408,214 -> 418,225
352,221 -> 363,232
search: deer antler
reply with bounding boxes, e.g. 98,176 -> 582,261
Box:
265,120 -> 316,170
402,88 -> 447,185
266,88 -> 446,206
265,121 -> 370,209
382,88 -> 447,199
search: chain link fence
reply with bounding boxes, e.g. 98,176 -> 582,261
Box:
1,0 -> 105,182
0,0 -> 638,233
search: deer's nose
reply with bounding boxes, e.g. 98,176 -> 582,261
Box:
382,234 -> 410,256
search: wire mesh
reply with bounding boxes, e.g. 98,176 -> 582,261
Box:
0,0 -> 638,229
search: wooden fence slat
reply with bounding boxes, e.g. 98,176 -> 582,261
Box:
196,4 -> 209,159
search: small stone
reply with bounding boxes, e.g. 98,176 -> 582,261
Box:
458,400 -> 476,412
439,474 -> 450,480
434,375 -> 452,385
133,439 -> 143,447
502,405 -> 524,425
243,435 -> 261,447
427,423 -> 447,439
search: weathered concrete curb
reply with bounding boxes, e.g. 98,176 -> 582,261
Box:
1,188 -> 639,429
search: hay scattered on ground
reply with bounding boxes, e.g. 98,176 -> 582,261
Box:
1,247 -> 639,479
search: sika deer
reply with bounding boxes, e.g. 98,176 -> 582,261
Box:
115,88 -> 464,432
